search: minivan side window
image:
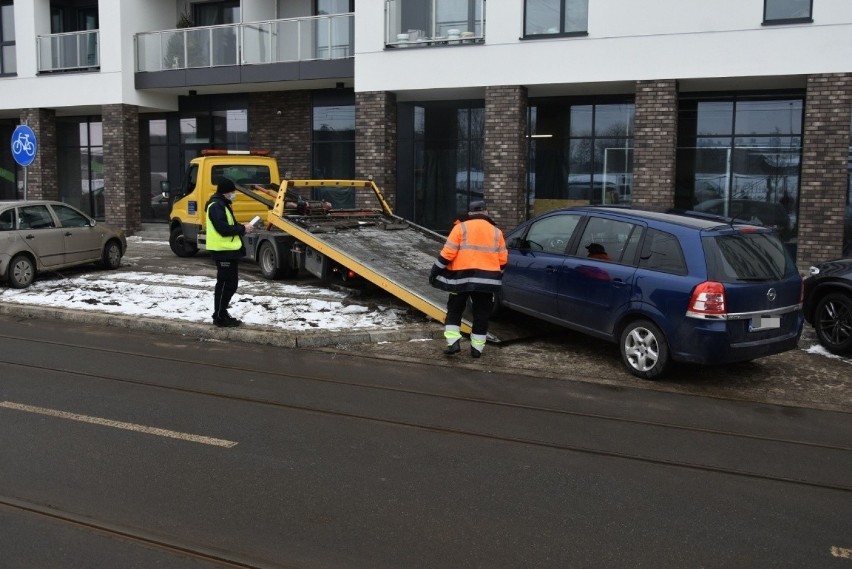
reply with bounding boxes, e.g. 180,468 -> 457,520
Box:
576,216 -> 637,263
523,213 -> 582,254
638,229 -> 687,274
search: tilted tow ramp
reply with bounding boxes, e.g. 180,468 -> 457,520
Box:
242,179 -> 524,342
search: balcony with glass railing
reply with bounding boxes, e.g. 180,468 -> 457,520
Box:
135,13 -> 353,72
37,30 -> 100,72
385,0 -> 484,48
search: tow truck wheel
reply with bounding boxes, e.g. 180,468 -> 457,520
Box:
169,227 -> 198,258
258,241 -> 282,280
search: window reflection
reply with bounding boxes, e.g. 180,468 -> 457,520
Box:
676,96 -> 803,253
529,100 -> 634,216
57,118 -> 104,218
410,103 -> 484,231
764,0 -> 812,22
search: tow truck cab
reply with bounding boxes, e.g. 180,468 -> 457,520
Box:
168,149 -> 280,257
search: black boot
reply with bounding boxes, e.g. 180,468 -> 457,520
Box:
444,339 -> 461,355
470,346 -> 481,359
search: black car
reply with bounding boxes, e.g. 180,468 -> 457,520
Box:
803,258 -> 852,354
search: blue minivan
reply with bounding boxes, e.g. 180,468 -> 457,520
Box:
499,207 -> 803,379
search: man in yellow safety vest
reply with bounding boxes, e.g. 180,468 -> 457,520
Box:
206,178 -> 255,327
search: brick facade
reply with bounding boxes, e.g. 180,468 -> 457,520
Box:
355,91 -> 397,208
484,85 -> 528,229
102,104 -> 141,233
19,108 -> 58,201
796,73 -> 852,267
631,80 -> 678,211
248,91 -> 312,179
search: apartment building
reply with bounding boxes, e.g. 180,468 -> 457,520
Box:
0,0 -> 850,267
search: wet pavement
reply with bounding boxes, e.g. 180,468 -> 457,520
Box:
1,223 -> 850,413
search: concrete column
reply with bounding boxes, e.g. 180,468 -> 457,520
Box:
797,73 -> 852,267
484,85 -> 528,230
102,104 -> 141,233
632,80 -> 678,211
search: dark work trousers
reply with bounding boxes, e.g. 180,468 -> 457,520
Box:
445,290 -> 494,335
213,259 -> 239,320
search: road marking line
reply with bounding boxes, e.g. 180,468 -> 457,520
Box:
0,401 -> 237,448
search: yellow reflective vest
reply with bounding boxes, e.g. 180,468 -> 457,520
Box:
205,201 -> 242,252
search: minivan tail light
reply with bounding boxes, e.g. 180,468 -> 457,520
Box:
687,281 -> 727,319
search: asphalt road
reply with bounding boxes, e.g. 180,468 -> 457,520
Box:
0,316 -> 850,568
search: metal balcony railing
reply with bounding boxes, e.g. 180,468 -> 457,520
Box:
37,30 -> 100,72
135,13 -> 354,72
385,0 -> 485,48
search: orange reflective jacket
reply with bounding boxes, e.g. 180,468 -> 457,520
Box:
431,215 -> 507,292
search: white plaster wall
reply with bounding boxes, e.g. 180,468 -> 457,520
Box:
355,0 -> 852,94
0,0 -> 179,114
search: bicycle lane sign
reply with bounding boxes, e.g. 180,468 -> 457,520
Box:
11,124 -> 38,167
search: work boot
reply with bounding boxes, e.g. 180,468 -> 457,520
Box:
444,339 -> 461,355
213,316 -> 240,328
470,346 -> 482,359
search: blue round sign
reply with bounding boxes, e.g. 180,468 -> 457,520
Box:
11,125 -> 37,167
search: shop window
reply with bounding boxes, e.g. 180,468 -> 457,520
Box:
57,118 -> 104,219
528,100 -> 634,216
676,95 -> 803,250
524,0 -> 588,37
763,0 -> 813,24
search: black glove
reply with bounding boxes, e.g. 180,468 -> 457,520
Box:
429,265 -> 440,285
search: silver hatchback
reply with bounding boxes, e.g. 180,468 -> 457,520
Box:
0,200 -> 126,288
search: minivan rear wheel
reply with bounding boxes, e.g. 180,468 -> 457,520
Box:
620,319 -> 670,380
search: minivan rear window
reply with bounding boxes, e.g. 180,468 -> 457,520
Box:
703,232 -> 790,282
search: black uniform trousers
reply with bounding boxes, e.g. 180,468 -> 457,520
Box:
445,290 -> 494,335
213,259 -> 239,320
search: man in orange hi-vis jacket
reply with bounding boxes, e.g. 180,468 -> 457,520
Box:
429,200 -> 508,359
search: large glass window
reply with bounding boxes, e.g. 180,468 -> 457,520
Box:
386,0 -> 484,47
528,99 -> 634,216
406,103 -> 484,232
676,95 -> 803,250
312,101 -> 355,180
57,118 -> 104,218
1,1 -> 15,75
763,0 -> 813,24
525,0 -> 588,37
143,119 -> 172,222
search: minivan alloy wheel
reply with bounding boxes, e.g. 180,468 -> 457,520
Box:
620,319 -> 670,380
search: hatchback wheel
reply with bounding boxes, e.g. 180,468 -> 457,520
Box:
620,319 -> 670,380
101,240 -> 123,269
8,254 -> 35,289
813,292 -> 852,355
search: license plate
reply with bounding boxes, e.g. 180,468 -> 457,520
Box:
750,316 -> 780,331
